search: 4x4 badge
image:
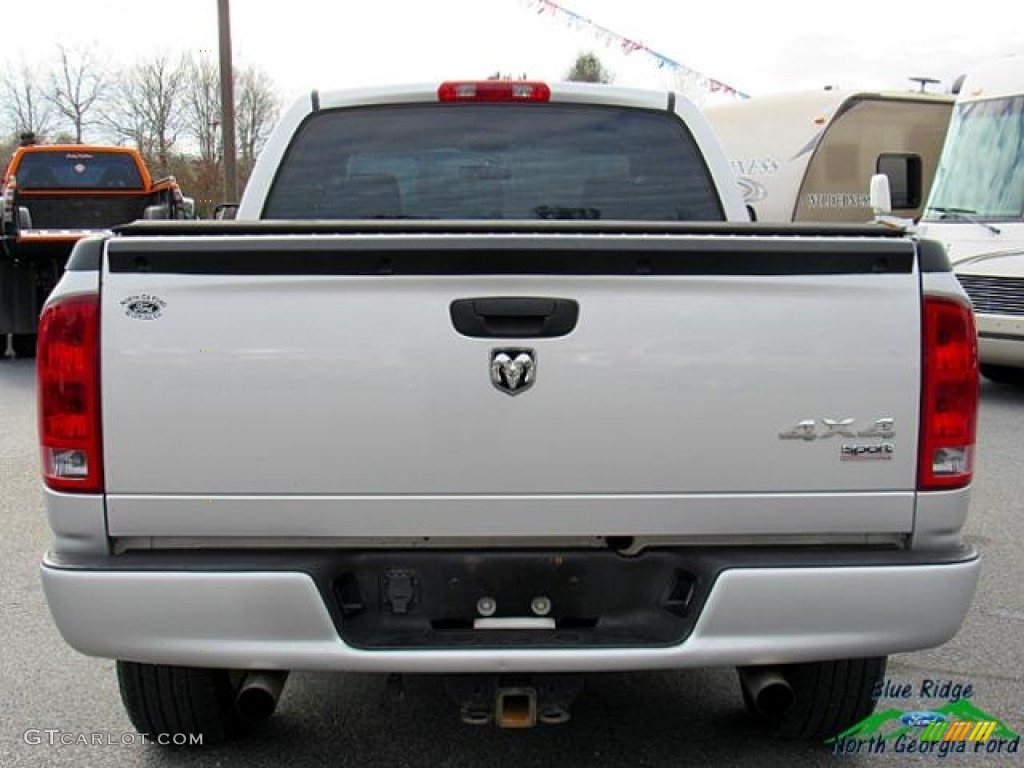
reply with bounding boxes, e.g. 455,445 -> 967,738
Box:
779,417 -> 895,441
490,349 -> 536,396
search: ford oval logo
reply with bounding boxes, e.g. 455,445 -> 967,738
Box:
128,301 -> 161,316
900,711 -> 947,727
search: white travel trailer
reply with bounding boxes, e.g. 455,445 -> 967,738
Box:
705,90 -> 953,223
918,54 -> 1024,385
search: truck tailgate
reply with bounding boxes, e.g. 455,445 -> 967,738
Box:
100,233 -> 921,537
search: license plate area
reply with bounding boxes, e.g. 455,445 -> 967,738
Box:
329,550 -> 706,649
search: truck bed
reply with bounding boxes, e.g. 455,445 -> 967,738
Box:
20,193 -> 153,230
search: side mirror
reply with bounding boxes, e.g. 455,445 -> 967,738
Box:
17,206 -> 32,229
869,174 -> 892,217
214,203 -> 239,221
143,204 -> 170,220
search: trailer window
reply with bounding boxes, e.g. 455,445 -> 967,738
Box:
877,153 -> 922,209
16,152 -> 144,190
264,103 -> 725,221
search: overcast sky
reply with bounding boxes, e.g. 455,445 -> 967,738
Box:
4,0 -> 1023,108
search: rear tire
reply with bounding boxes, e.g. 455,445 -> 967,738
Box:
980,364 -> 1024,387
116,661 -> 247,746
11,333 -> 36,358
740,656 -> 887,740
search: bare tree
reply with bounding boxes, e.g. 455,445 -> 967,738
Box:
565,52 -> 613,84
183,54 -> 221,166
103,84 -> 152,154
1,62 -> 56,139
0,134 -> 19,175
235,64 -> 279,182
177,57 -> 279,211
106,54 -> 188,175
47,45 -> 107,143
180,54 -> 224,216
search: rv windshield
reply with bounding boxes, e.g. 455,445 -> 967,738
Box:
923,94 -> 1024,221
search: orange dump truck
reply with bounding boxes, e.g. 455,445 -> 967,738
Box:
1,145 -> 186,357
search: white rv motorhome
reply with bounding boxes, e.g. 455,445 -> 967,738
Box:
705,90 -> 953,223
918,54 -> 1024,385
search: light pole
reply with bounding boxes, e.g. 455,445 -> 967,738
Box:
218,0 -> 238,202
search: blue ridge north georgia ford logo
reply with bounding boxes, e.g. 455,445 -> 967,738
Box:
120,294 -> 166,320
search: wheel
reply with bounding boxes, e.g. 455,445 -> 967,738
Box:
980,364 -> 1024,387
739,656 -> 887,740
116,661 -> 247,745
11,333 -> 36,358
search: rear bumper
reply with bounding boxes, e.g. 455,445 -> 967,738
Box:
40,547 -> 980,672
976,313 -> 1024,367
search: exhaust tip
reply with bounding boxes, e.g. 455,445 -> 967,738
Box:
738,666 -> 795,718
752,680 -> 796,717
235,671 -> 289,722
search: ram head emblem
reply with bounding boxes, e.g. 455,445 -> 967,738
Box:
490,349 -> 537,396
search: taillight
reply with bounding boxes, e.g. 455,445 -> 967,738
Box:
38,294 -> 103,493
438,81 -> 551,103
918,296 -> 978,490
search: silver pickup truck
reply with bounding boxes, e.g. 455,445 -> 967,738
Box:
37,80 -> 981,744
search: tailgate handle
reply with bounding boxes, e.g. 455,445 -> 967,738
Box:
450,297 -> 579,338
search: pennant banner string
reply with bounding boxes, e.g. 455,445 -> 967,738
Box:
518,0 -> 750,101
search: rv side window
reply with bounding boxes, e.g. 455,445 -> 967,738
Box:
877,153 -> 922,209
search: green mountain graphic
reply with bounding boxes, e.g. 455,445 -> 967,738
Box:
826,700 -> 1020,744
827,708 -> 905,743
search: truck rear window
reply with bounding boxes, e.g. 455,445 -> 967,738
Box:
263,104 -> 724,221
15,152 -> 144,190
